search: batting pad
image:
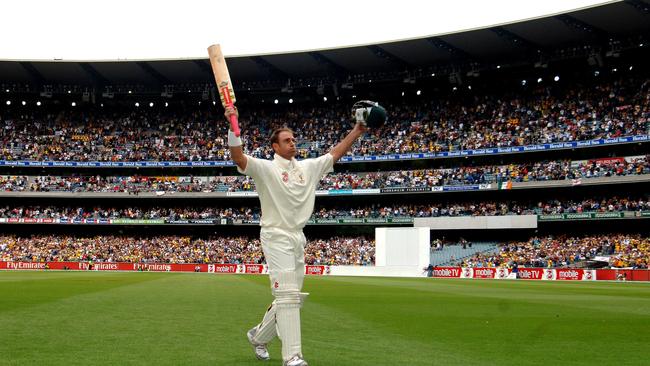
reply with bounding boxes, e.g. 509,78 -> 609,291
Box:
253,295 -> 310,345
272,271 -> 302,360
253,301 -> 277,345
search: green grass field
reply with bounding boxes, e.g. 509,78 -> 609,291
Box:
0,272 -> 648,365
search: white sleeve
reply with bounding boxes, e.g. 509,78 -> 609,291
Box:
237,155 -> 263,179
302,153 -> 334,180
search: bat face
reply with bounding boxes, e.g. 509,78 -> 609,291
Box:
218,80 -> 235,106
207,44 -> 237,108
208,44 -> 241,136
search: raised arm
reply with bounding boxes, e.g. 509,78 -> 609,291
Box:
225,106 -> 247,171
329,122 -> 367,163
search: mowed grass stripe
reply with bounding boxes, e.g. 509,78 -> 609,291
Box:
0,272 -> 649,365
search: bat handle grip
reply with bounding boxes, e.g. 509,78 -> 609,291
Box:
227,103 -> 241,137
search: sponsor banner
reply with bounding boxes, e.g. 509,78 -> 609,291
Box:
0,262 -> 648,280
593,212 -> 624,219
111,219 -> 165,225
315,190 -> 329,196
4,261 -> 48,270
226,191 -> 258,197
328,189 -> 353,195
461,267 -> 473,278
539,212 -> 627,221
543,268 -> 556,280
305,265 -> 330,276
352,189 -> 381,195
244,264 -> 267,274
339,218 -> 365,224
207,264 -> 239,274
133,263 -> 172,272
442,185 -> 481,192
596,269 -> 650,281
0,161 -> 238,168
582,269 -> 596,281
517,268 -> 544,280
565,213 -> 592,220
589,157 -> 626,166
495,267 -> 509,279
388,217 -> 414,223
1,133 -> 647,169
313,219 -> 339,224
432,267 -> 462,278
380,187 -> 431,193
538,214 -> 565,221
472,267 -> 496,279
555,269 -> 582,281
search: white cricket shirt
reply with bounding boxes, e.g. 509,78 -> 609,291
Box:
238,153 -> 334,231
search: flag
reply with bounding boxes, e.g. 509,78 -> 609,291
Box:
498,180 -> 512,190
572,178 -> 582,186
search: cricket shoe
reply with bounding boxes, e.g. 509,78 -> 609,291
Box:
246,327 -> 270,361
284,355 -> 308,366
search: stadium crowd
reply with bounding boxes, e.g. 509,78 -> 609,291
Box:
1,75 -> 648,162
0,235 -> 374,266
0,195 -> 648,221
1,233 -> 646,268
461,234 -> 649,269
1,155 -> 647,193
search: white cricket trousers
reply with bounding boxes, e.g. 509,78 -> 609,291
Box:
252,227 -> 306,362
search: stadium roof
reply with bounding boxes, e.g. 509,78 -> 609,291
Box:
0,0 -> 648,87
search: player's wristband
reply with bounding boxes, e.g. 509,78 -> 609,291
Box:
228,130 -> 242,147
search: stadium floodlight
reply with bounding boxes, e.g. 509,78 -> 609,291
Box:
452,86 -> 457,91
554,76 -> 560,81
416,90 -> 421,96
21,101 -> 26,105
369,79 -> 372,83
5,100 -> 10,105
289,98 -> 293,104
36,101 -> 41,106
430,73 -> 435,77
67,90 -> 71,94
165,102 -> 168,107
352,95 -> 356,98
629,66 -> 633,71
323,97 -> 328,102
640,43 -> 644,47
401,91 -> 405,96
468,85 -> 472,90
496,65 -> 501,69
149,102 -> 154,107
612,68 -> 617,72
521,80 -> 527,85
537,77 -> 542,83
71,102 -> 76,106
135,102 -> 140,107
212,101 -> 216,105
274,99 -> 279,104
128,90 -> 132,94
594,71 -> 600,76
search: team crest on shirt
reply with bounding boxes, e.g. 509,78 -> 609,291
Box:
282,172 -> 289,183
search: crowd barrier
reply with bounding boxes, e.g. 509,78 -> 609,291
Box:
432,267 -> 650,281
0,261 -> 330,275
2,261 -> 647,281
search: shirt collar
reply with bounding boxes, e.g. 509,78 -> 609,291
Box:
273,154 -> 296,170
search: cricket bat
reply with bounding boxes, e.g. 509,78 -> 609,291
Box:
207,44 -> 240,137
